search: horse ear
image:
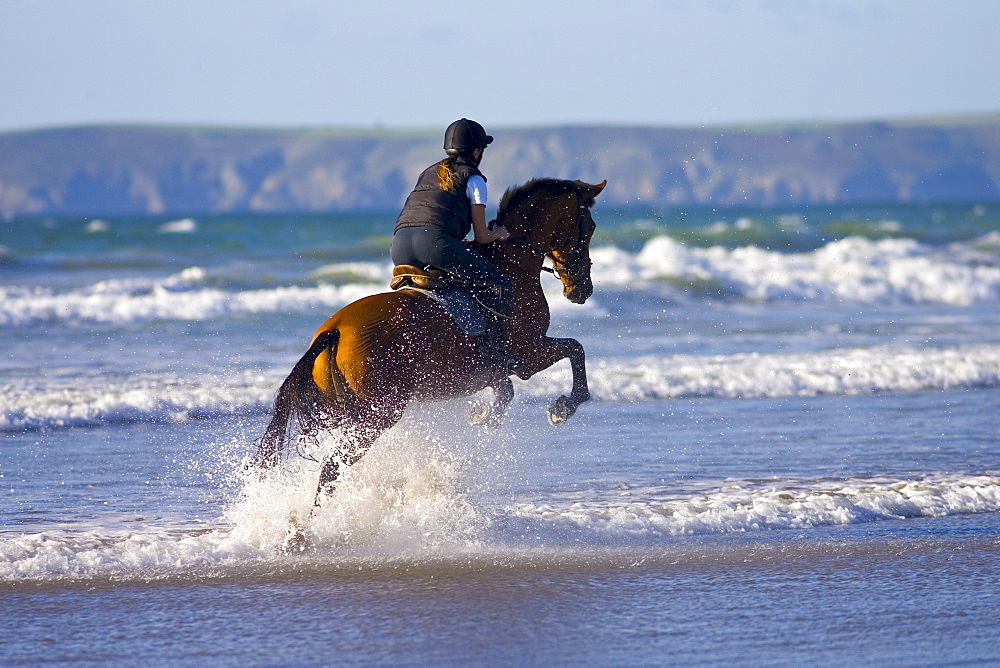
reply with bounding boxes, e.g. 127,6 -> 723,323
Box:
581,180 -> 607,200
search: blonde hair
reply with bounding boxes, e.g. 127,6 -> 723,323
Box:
436,157 -> 457,191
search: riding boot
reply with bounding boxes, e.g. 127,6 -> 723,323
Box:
477,316 -> 524,374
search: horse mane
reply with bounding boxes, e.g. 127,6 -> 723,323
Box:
496,178 -> 594,222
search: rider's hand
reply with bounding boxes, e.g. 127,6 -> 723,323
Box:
492,224 -> 510,241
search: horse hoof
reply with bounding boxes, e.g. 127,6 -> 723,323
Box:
547,396 -> 574,427
468,400 -> 492,426
470,401 -> 506,429
281,514 -> 310,553
282,529 -> 310,553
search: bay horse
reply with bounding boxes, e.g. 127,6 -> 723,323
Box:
251,178 -> 607,501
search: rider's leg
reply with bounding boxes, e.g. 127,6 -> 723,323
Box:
391,227 -> 521,372
436,242 -> 524,372
472,284 -> 518,372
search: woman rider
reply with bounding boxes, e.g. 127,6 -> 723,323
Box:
391,118 -> 519,372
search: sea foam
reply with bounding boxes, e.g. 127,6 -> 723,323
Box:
526,343 -> 1000,401
3,473 -> 997,582
506,474 -> 1000,540
3,344 -> 998,432
0,368 -> 283,431
0,267 -> 383,327
592,234 -> 1000,304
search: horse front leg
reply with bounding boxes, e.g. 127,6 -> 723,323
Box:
517,336 -> 590,426
546,337 -> 590,426
468,375 -> 514,428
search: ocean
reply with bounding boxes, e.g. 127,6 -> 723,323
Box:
2,200 -> 999,664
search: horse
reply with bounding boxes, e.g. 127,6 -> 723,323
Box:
251,177 -> 607,502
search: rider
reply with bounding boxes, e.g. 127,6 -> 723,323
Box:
391,118 -> 519,373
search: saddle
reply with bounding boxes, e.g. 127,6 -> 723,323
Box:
390,265 -> 486,336
389,264 -> 451,291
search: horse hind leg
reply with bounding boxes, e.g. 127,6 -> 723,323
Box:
312,402 -> 405,506
280,428 -> 383,553
281,440 -> 361,553
314,458 -> 342,505
312,435 -> 375,507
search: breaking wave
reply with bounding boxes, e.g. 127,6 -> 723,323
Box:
503,474 -> 1000,541
2,233 -> 998,328
593,233 -> 1000,304
3,344 -> 998,432
0,267 -> 384,328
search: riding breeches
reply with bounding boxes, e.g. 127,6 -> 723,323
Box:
391,226 -> 513,315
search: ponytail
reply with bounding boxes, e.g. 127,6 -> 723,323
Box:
436,156 -> 457,191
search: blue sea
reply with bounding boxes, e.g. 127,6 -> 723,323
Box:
2,200 -> 999,664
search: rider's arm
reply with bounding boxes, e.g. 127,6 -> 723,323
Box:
471,204 -> 509,243
468,175 -> 509,243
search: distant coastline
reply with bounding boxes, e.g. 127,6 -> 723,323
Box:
2,114 -> 998,217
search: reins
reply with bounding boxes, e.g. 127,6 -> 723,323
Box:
507,236 -> 560,275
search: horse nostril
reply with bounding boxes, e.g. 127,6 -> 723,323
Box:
565,282 -> 593,304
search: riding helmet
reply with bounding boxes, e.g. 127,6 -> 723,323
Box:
443,118 -> 493,154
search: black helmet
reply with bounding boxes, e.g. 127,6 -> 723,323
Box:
443,118 -> 493,154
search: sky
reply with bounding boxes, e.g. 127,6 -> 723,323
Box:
1,0 -> 998,133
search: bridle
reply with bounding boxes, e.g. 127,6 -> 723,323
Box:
506,194 -> 592,281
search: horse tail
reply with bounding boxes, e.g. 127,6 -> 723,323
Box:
252,329 -> 344,468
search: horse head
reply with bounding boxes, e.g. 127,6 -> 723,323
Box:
497,178 -> 607,304
549,179 -> 605,304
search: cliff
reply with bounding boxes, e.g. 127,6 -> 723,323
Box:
1,116 -> 998,216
